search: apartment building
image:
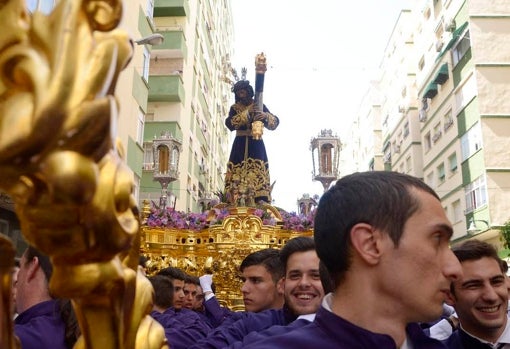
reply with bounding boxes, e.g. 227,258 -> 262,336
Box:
140,0 -> 233,212
350,0 -> 510,247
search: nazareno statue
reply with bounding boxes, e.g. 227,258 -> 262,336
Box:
224,60 -> 279,206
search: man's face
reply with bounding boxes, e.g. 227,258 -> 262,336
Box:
183,283 -> 198,310
240,265 -> 282,312
194,285 -> 205,311
449,257 -> 508,341
378,189 -> 462,323
283,250 -> 324,316
11,265 -> 19,314
14,252 -> 30,314
172,279 -> 185,310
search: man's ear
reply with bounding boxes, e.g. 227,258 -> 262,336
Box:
349,223 -> 383,265
276,277 -> 284,295
26,256 -> 40,281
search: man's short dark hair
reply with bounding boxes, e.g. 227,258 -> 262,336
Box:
139,255 -> 148,268
240,248 -> 284,283
450,239 -> 504,294
279,237 -> 316,273
149,275 -> 174,309
157,266 -> 187,281
185,275 -> 200,285
24,246 -> 52,282
314,171 -> 439,287
452,239 -> 502,269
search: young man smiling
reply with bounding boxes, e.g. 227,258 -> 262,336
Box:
443,239 -> 510,348
189,237 -> 325,349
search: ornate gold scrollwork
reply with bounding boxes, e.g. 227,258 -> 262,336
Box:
0,1 -> 167,348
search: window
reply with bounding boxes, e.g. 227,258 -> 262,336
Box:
143,143 -> 154,170
448,152 -> 458,173
418,56 -> 425,71
405,156 -> 412,172
424,132 -> 432,151
452,30 -> 470,66
464,175 -> 487,213
137,110 -> 144,145
133,176 -> 140,202
437,163 -> 445,183
403,122 -> 410,139
455,74 -> 477,113
443,110 -> 454,132
142,47 -> 150,82
452,200 -> 462,223
393,141 -> 400,154
460,122 -> 482,161
426,172 -> 435,189
147,0 -> 155,18
432,123 -> 442,143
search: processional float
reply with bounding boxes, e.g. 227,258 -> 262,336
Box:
141,52 -> 313,309
0,1 -> 313,348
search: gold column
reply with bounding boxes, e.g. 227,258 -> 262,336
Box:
0,1 -> 167,348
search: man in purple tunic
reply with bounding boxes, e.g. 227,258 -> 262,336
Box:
190,237 -> 325,349
442,240 -> 510,348
149,274 -> 211,349
198,248 -> 284,327
14,246 -> 79,349
243,171 -> 463,349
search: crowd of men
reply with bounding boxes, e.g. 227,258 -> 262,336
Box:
11,171 -> 510,348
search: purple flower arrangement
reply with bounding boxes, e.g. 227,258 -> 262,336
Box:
145,206 -> 209,230
145,205 -> 315,232
280,210 -> 315,232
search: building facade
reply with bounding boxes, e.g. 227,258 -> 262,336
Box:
140,0 -> 233,212
348,0 -> 510,247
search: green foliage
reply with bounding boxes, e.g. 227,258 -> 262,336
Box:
499,219 -> 510,251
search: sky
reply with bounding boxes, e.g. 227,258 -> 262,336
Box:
230,1 -> 413,212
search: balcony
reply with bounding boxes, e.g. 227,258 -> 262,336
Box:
153,30 -> 187,58
148,75 -> 185,102
154,0 -> 188,17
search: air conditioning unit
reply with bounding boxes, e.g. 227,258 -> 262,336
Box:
199,164 -> 208,174
398,104 -> 409,113
383,152 -> 392,164
435,40 -> 444,52
445,18 -> 456,32
419,109 -> 428,122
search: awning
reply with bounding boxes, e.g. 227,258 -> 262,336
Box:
433,63 -> 449,85
436,21 -> 469,61
423,82 -> 438,99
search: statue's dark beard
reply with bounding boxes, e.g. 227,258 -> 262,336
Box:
239,96 -> 252,105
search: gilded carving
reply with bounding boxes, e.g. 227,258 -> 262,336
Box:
0,1 -> 167,348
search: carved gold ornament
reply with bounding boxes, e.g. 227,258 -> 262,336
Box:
0,1 -> 167,348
